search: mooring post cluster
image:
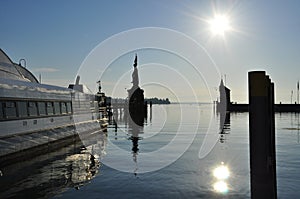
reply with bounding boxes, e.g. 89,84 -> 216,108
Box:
248,71 -> 277,199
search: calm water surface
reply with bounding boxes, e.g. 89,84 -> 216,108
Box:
1,104 -> 300,198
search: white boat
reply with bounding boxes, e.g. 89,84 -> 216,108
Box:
0,49 -> 106,159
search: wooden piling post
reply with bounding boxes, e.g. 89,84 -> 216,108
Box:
248,71 -> 277,199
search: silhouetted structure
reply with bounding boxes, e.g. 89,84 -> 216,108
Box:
217,79 -> 300,112
217,79 -> 248,112
217,79 -> 230,112
249,71 -> 277,199
127,54 -> 146,125
95,80 -> 108,129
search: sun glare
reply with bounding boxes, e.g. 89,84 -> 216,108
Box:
208,14 -> 231,36
213,164 -> 230,180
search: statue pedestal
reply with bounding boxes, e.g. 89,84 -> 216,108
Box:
127,86 -> 145,126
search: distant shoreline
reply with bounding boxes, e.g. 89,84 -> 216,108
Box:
162,102 -> 212,105
145,97 -> 170,104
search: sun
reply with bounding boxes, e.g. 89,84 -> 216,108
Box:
208,14 -> 231,36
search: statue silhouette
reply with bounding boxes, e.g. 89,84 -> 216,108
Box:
131,54 -> 139,88
127,53 -> 145,126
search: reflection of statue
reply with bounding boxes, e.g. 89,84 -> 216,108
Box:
131,54 -> 139,88
128,119 -> 144,176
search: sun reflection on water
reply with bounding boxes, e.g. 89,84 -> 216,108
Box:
213,181 -> 228,193
212,162 -> 230,194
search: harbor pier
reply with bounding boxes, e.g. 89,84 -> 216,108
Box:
217,78 -> 300,112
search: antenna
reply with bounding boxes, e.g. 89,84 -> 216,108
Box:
97,80 -> 101,93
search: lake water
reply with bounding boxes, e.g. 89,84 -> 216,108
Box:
1,104 -> 300,198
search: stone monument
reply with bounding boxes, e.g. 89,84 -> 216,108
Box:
127,54 -> 145,126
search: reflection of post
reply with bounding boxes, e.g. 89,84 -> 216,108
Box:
150,102 -> 152,123
248,71 -> 277,198
219,112 -> 230,143
297,113 -> 300,144
144,101 -> 148,120
220,112 -> 230,134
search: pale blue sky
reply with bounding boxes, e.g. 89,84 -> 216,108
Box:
1,1 -> 300,103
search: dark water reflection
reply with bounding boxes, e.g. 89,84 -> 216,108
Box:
1,105 -> 300,198
0,132 -> 106,199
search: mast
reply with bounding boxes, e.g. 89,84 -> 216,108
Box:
297,81 -> 299,104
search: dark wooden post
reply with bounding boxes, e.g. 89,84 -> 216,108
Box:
248,71 -> 277,199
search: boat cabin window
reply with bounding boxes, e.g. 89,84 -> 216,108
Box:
17,101 -> 28,117
4,101 -> 17,118
61,102 -> 67,114
0,102 -> 4,119
66,102 -> 72,114
28,102 -> 38,116
46,102 -> 54,115
0,100 -> 72,120
54,102 -> 61,115
38,102 -> 46,116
